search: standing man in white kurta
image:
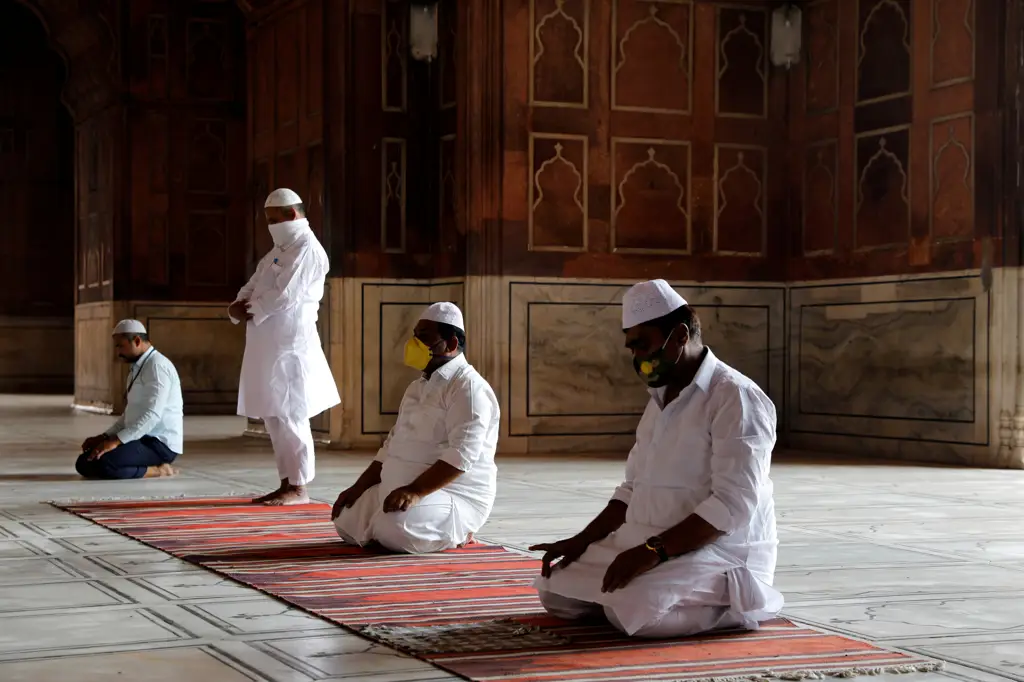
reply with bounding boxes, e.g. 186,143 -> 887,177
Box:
531,279 -> 783,638
330,302 -> 500,553
229,188 -> 340,506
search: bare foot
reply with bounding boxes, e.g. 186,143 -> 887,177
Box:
252,479 -> 288,504
144,463 -> 179,478
261,485 -> 310,506
458,533 -> 476,548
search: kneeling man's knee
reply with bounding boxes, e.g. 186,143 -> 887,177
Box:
372,512 -> 450,554
332,510 -> 359,545
537,589 -> 602,620
75,454 -> 94,478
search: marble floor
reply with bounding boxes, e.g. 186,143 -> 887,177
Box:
1,396 -> 1023,681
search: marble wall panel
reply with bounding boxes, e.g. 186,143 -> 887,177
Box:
359,280 -> 466,436
508,280 -> 786,444
74,301 -> 118,411
74,301 -> 243,415
0,316 -> 73,393
788,273 -> 989,447
132,303 -> 245,414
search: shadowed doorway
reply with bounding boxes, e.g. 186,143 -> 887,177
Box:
0,0 -> 75,393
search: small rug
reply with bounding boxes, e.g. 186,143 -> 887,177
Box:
53,497 -> 943,682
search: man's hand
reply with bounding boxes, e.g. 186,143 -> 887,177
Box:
529,535 -> 592,578
330,485 -> 367,520
601,545 -> 660,593
228,300 -> 252,322
88,436 -> 122,461
382,486 -> 422,513
81,434 -> 105,453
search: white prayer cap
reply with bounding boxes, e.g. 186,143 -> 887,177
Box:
421,302 -> 464,332
264,188 -> 303,208
112,319 -> 147,336
622,279 -> 688,329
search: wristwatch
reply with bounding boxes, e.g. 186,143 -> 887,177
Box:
644,535 -> 669,563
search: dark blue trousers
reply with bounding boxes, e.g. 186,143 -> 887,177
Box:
75,436 -> 179,480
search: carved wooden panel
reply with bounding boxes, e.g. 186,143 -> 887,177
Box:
805,0 -> 839,114
132,111 -> 170,287
931,0 -> 975,87
856,0 -> 912,104
147,15 -> 169,98
275,10 -> 301,129
802,140 -> 839,256
716,6 -> 768,118
611,139 -> 691,253
119,0 -> 247,302
381,138 -> 407,252
247,1 -> 325,271
253,26 -> 275,138
612,0 -> 693,114
439,133 -> 458,237
383,0 -> 408,112
855,127 -> 911,250
714,144 -> 767,256
307,143 -> 325,239
529,133 -> 588,251
187,119 -> 228,194
251,160 -> 272,263
186,19 -> 231,100
788,0 -> 984,279
930,113 -> 974,242
503,0 -> 785,280
186,211 -> 229,286
438,0 -> 457,109
530,0 -> 589,108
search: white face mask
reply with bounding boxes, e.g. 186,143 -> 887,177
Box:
267,218 -> 310,247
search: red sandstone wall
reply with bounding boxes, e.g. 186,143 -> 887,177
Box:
787,0 -> 1003,280
501,0 -> 788,282
497,0 -> 1005,283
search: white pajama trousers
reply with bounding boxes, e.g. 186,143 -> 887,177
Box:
263,416 -> 315,486
333,484 -> 471,554
537,590 -> 742,639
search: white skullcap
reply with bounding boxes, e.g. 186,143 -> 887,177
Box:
112,319 -> 147,336
264,188 -> 303,208
622,279 -> 688,329
421,302 -> 464,332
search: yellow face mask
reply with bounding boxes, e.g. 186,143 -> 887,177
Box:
403,337 -> 433,371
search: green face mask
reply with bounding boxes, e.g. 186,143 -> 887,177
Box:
632,328 -> 682,387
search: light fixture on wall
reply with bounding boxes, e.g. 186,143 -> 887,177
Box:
409,1 -> 439,63
770,4 -> 802,69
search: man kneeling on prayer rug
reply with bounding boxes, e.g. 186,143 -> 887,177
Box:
331,302 -> 500,554
532,279 -> 783,639
76,319 -> 183,480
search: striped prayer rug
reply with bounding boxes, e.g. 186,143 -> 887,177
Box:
53,497 -> 942,682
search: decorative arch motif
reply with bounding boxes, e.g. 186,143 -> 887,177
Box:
13,0 -> 120,120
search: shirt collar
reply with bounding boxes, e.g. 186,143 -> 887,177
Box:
426,352 -> 467,382
692,347 -> 717,392
647,346 -> 718,400
135,346 -> 156,366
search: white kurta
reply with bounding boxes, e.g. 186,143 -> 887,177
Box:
334,354 -> 500,553
535,348 -> 783,636
232,224 -> 340,420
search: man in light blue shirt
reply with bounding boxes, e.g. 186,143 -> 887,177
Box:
76,319 -> 184,480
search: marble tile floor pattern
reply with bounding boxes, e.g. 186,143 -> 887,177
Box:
1,397 -> 1023,681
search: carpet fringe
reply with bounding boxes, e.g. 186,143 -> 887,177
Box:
49,493 -> 253,506
691,661 -> 945,682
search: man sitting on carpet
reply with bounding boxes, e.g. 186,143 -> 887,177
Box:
531,279 -> 783,639
331,302 -> 500,554
76,319 -> 183,480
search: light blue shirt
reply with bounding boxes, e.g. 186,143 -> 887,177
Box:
105,346 -> 184,454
